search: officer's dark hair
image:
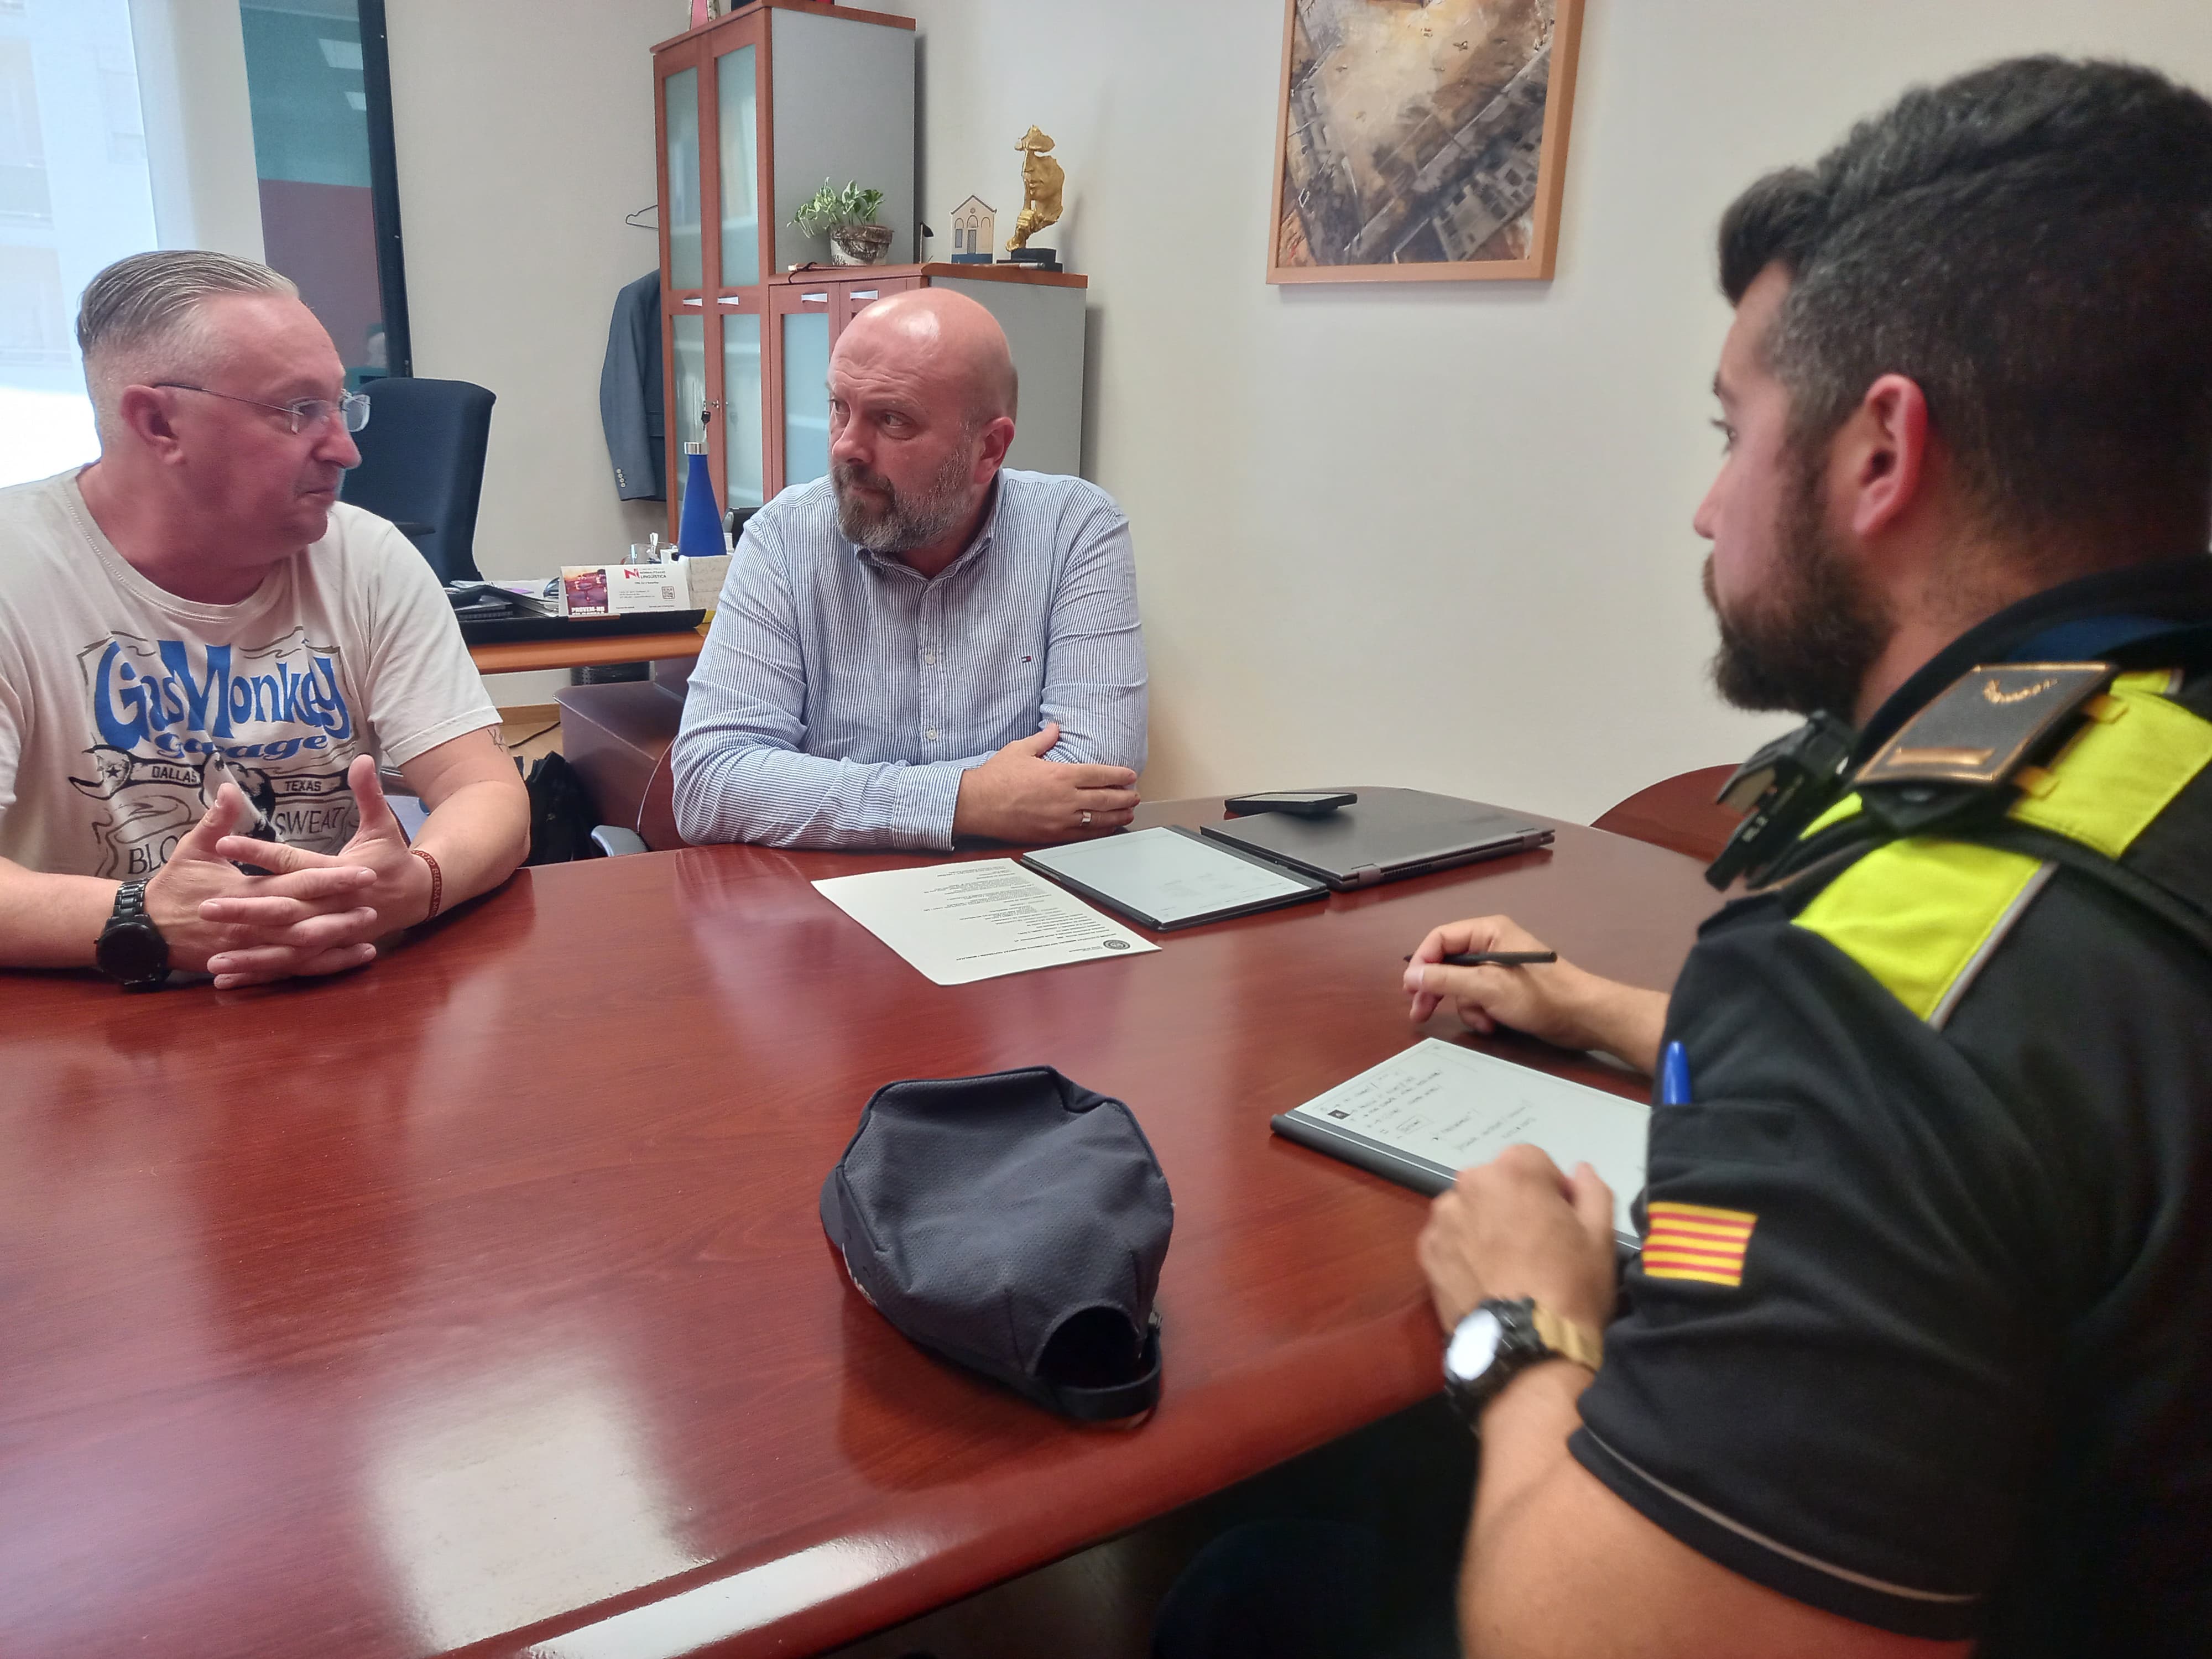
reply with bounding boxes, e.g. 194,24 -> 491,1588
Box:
1718,57 -> 2212,563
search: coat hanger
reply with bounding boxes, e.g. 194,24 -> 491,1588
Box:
625,203 -> 659,229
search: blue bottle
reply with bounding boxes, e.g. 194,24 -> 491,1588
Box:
677,440 -> 723,558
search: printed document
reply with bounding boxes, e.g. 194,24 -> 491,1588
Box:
1280,1039 -> 1649,1240
813,858 -> 1161,985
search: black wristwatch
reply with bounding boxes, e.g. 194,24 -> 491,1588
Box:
96,880 -> 171,990
1442,1297 -> 1604,1432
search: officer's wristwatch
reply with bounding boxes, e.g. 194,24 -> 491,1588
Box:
95,880 -> 171,990
1443,1297 -> 1604,1431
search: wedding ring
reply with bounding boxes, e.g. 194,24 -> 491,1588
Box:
1080,810 -> 1092,826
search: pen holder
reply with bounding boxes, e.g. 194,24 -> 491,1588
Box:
677,441 -> 723,559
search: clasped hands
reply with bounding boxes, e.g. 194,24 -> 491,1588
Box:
144,753 -> 432,990
951,720 -> 1139,842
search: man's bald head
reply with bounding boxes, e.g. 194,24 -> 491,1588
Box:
825,289 -> 1022,565
834,288 -> 1018,429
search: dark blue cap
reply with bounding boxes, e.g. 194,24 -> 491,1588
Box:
821,1066 -> 1173,1421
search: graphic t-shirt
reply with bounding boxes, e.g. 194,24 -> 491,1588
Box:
0,469 -> 498,881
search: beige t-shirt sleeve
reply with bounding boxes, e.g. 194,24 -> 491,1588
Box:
343,510 -> 501,770
0,628 -> 24,828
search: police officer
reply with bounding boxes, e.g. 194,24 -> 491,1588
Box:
1404,59 -> 2212,1659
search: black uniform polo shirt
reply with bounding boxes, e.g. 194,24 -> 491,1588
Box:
1568,561 -> 2212,1655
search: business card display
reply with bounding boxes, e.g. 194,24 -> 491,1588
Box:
559,564 -> 691,618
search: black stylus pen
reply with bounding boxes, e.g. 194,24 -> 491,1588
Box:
1401,951 -> 1559,967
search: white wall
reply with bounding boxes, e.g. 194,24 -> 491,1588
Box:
885,0 -> 2212,818
128,0 -> 264,262
383,0 -> 676,706
384,1 -> 2212,796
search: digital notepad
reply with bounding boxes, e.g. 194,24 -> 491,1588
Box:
1271,1039 -> 1650,1246
1020,826 -> 1329,931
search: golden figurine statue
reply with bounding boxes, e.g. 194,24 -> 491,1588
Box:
1006,126 -> 1065,253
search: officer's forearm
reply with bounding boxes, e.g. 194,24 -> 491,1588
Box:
1458,1359 -> 1599,1656
0,857 -> 114,970
1563,974 -> 1670,1074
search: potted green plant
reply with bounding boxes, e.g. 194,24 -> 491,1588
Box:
792,180 -> 892,265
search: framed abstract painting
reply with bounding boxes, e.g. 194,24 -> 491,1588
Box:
1269,0 -> 1584,284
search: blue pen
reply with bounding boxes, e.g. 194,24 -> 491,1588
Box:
1660,1041 -> 1692,1107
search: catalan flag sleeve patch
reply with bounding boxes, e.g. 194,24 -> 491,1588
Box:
1641,1201 -> 1758,1287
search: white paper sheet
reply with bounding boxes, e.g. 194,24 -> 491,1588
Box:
1284,1039 -> 1649,1238
812,858 -> 1161,985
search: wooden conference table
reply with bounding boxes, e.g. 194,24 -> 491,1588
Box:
0,799 -> 1725,1659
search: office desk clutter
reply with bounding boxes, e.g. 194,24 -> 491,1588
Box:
445,571 -> 705,648
822,1067 -> 1173,1422
559,561 -> 687,618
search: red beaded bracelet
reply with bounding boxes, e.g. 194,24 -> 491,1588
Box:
409,847 -> 444,920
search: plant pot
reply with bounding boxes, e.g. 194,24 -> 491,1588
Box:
828,223 -> 893,265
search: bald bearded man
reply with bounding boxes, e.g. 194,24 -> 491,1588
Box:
672,289 -> 1147,849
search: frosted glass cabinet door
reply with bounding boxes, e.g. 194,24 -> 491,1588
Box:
664,66 -> 702,289
722,312 -> 764,510
781,308 -> 831,488
716,46 -> 759,288
672,312 -> 708,516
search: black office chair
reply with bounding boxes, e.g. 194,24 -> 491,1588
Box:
340,377 -> 495,583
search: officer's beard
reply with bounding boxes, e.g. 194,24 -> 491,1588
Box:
833,445 -> 977,555
1704,450 -> 1891,721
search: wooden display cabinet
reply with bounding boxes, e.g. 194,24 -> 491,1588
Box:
653,5 -> 1092,536
651,0 -> 916,539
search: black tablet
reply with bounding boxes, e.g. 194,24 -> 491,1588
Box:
1021,826 -> 1329,931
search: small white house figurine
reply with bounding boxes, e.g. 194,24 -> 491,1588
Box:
948,196 -> 996,264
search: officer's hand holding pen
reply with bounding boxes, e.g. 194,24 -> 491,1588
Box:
1402,914 -> 1673,1076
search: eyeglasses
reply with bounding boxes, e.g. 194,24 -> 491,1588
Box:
153,383 -> 373,435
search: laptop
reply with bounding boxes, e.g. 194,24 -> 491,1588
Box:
1199,787 -> 1552,890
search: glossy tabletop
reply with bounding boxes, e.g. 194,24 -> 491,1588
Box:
0,799 -> 1724,1659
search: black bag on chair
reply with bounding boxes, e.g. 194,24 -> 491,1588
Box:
523,752 -> 602,865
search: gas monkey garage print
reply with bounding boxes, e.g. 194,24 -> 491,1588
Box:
66,626 -> 363,879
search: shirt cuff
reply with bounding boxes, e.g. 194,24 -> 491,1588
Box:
886,760 -> 968,851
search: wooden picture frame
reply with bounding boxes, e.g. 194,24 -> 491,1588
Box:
1267,0 -> 1583,285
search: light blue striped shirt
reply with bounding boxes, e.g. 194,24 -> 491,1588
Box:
671,469 -> 1147,849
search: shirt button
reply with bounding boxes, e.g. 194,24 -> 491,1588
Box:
923,650 -> 936,665
925,727 -> 938,740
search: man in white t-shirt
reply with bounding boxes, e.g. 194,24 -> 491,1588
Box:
0,250 -> 529,990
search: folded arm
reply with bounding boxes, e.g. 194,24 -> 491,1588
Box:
1031,500 -> 1147,769
669,531 -> 978,849
670,520 -> 1145,851
668,541 -> 988,850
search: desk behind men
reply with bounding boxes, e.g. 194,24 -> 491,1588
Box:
0,801 -> 1723,1659
467,628 -> 706,677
